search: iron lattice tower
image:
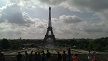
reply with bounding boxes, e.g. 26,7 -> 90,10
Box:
43,7 -> 56,41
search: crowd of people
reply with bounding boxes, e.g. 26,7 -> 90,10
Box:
87,51 -> 98,61
0,49 -> 98,61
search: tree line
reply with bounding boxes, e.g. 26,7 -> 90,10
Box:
0,37 -> 108,52
56,37 -> 108,52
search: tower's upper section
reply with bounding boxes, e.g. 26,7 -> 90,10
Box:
48,7 -> 52,27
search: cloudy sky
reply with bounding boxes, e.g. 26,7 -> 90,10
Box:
0,0 -> 108,39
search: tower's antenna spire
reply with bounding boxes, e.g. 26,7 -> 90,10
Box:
48,7 -> 51,27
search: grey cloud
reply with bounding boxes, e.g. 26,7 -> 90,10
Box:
0,29 -> 22,39
7,0 -> 108,12
1,0 -> 108,39
37,25 -> 45,29
37,0 -> 108,12
7,0 -> 20,4
84,27 -> 103,33
6,0 -> 108,12
82,23 -> 105,33
67,0 -> 108,12
0,4 -> 34,27
99,10 -> 108,22
59,15 -> 82,23
0,15 -> 5,22
39,0 -> 66,6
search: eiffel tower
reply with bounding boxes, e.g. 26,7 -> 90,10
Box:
43,7 -> 56,42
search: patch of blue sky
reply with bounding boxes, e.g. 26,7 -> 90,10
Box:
0,0 -> 6,7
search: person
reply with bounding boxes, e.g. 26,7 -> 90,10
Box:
29,51 -> 34,61
87,51 -> 91,61
41,51 -> 46,61
72,54 -> 80,61
62,51 -> 67,61
37,52 -> 41,61
16,52 -> 23,61
24,51 -> 29,61
0,51 -> 5,61
92,51 -> 96,57
91,56 -> 98,61
57,51 -> 62,61
34,52 -> 38,61
67,48 -> 71,61
46,50 -> 51,61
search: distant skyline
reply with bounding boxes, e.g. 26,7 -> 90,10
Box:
0,0 -> 108,39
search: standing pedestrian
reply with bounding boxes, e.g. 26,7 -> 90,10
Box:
29,51 -> 34,61
46,50 -> 51,61
0,51 -> 5,61
34,52 -> 38,61
91,56 -> 98,61
72,54 -> 80,61
24,51 -> 29,61
41,51 -> 46,61
37,52 -> 41,61
67,48 -> 71,61
87,51 -> 91,61
16,52 -> 23,61
62,51 -> 67,61
57,51 -> 62,61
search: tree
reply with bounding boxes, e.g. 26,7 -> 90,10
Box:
1,38 -> 10,49
105,45 -> 108,52
11,44 -> 19,50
